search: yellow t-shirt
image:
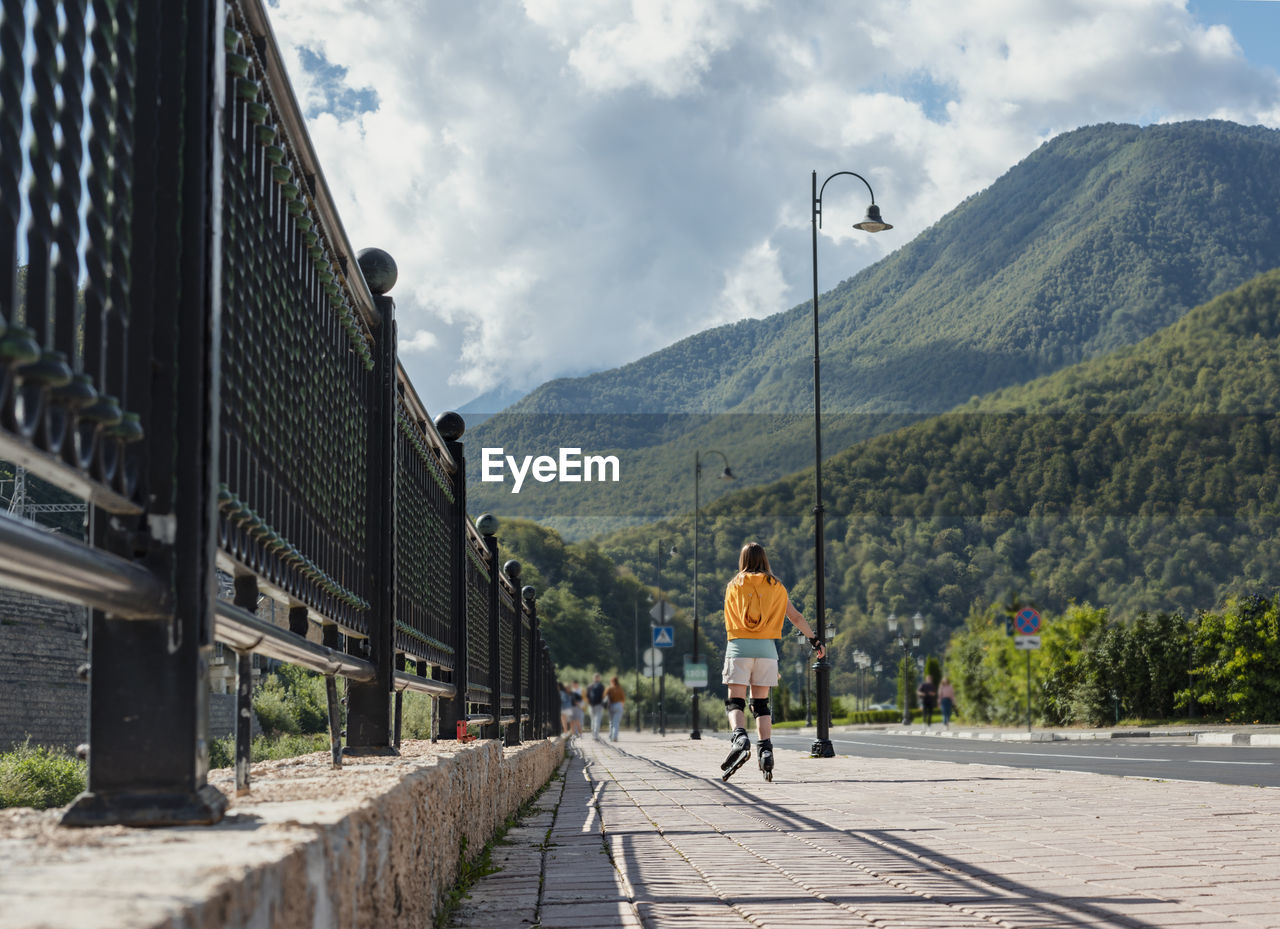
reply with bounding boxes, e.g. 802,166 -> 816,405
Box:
723,572 -> 789,640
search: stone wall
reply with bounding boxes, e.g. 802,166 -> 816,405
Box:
3,736 -> 567,929
0,591 -> 88,750
0,592 -> 262,749
208,692 -> 263,741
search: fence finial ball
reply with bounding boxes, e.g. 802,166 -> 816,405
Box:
522,585 -> 536,604
476,513 -> 499,536
357,247 -> 398,295
504,559 -> 522,580
434,410 -> 465,440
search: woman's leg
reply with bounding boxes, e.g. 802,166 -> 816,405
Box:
751,685 -> 772,740
726,683 -> 748,730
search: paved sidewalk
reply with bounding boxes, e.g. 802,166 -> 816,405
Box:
453,732 -> 1280,929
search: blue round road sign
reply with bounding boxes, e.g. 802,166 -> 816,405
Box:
1015,607 -> 1041,635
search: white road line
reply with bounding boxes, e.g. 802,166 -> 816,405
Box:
828,738 -> 1164,761
821,737 -> 1275,766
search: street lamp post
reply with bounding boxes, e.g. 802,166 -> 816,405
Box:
809,170 -> 891,758
654,539 -> 677,736
887,612 -> 924,726
852,650 -> 870,710
692,450 -> 734,741
634,597 -> 645,733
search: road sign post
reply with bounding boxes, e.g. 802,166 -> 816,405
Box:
684,656 -> 707,689
1013,608 -> 1041,732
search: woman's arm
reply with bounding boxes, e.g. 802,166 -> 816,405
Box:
784,600 -> 826,658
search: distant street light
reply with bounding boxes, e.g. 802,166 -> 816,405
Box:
692,451 -> 734,740
654,539 -> 677,736
634,595 -> 650,733
887,611 -> 924,726
809,170 -> 892,758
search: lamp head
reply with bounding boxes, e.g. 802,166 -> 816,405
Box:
852,203 -> 892,233
720,466 -> 735,480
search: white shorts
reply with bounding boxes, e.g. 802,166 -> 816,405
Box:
721,656 -> 779,687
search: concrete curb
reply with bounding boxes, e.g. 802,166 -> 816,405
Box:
1196,731 -> 1280,746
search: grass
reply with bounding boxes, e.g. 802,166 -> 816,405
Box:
208,732 -> 332,769
0,740 -> 86,810
773,709 -> 913,728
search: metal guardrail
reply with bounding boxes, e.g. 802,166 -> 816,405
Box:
0,0 -> 561,827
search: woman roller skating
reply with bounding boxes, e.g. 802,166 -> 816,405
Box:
720,542 -> 824,782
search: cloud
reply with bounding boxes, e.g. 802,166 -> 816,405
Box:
263,0 -> 1280,412
715,240 -> 788,324
399,329 -> 439,354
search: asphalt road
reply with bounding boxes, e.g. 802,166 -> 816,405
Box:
763,730 -> 1280,787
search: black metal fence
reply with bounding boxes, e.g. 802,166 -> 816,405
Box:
0,0 -> 559,827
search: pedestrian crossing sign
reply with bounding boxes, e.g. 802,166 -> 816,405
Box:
653,625 -> 674,648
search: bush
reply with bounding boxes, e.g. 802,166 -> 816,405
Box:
401,691 -> 434,739
1180,595 -> 1280,722
836,710 -> 901,725
252,663 -> 336,735
0,741 -> 86,810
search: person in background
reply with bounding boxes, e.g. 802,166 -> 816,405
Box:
569,681 -> 584,736
559,682 -> 573,734
605,676 -> 626,741
938,676 -> 956,728
918,674 -> 938,727
586,673 -> 607,739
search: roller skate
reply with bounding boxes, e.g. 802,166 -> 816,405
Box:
720,728 -> 751,781
758,738 -> 774,782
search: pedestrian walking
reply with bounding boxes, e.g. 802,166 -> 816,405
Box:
559,683 -> 573,734
569,681 -> 584,736
720,541 -> 825,782
918,674 -> 938,727
605,676 -> 626,741
586,673 -> 606,739
939,676 -> 956,728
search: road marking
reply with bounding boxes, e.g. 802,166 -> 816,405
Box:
818,736 -> 1276,767
827,738 -> 1165,762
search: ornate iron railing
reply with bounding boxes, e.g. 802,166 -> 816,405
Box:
0,0 -> 560,827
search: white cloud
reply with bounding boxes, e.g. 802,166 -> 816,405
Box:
715,240 -> 787,325
262,0 -> 1280,411
399,329 -> 439,354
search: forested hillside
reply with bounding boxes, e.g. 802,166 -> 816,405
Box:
595,269 -> 1280,690
468,121 -> 1280,532
493,518 -> 695,672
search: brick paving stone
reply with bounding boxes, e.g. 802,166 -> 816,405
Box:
452,733 -> 1280,928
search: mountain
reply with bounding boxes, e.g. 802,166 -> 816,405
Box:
466,120 -> 1280,533
456,386 -> 530,428
594,268 -> 1280,689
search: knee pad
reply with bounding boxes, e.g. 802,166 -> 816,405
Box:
750,697 -> 771,719
724,697 -> 746,714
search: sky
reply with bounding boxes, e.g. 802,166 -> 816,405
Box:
262,0 -> 1280,414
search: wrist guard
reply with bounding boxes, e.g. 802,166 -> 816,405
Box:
809,635 -> 823,651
